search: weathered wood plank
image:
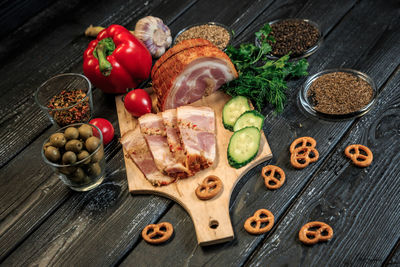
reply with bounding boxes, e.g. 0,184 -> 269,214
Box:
0,0 -> 176,168
0,0 -> 57,36
387,243 -> 400,266
245,67 -> 400,266
0,0 -> 197,261
1,152 -> 172,266
120,0 -> 400,266
0,0 -> 275,264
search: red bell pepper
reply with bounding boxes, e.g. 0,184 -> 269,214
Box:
83,24 -> 152,94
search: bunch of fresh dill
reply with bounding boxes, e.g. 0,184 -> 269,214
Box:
223,24 -> 309,113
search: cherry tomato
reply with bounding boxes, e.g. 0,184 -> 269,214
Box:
89,118 -> 115,145
124,89 -> 152,117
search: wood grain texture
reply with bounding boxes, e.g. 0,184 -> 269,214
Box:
0,0 -> 278,263
0,0 -> 175,168
387,244 -> 400,266
0,0 -> 57,37
116,91 -> 272,245
0,0 -> 196,262
245,68 -> 400,267
121,0 -> 400,266
0,0 -> 399,265
1,153 -> 172,266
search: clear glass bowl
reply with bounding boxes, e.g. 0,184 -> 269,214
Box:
255,18 -> 323,60
298,68 -> 377,120
41,123 -> 105,191
173,22 -> 233,50
35,73 -> 93,127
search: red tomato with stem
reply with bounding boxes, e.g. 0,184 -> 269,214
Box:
89,118 -> 115,145
124,89 -> 152,117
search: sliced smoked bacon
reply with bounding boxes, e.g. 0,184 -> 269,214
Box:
177,106 -> 216,173
120,128 -> 175,186
138,113 -> 189,178
161,109 -> 192,177
152,39 -> 238,111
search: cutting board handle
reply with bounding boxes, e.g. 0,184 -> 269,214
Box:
179,190 -> 234,246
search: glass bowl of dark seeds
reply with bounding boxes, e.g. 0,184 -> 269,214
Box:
255,18 -> 322,60
298,69 -> 377,120
173,22 -> 233,50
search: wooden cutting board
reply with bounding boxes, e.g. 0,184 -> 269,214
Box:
116,91 -> 272,246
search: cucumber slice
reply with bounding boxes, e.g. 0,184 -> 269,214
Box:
222,96 -> 251,131
233,110 -> 265,132
228,126 -> 261,168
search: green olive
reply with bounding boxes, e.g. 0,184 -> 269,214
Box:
85,136 -> 101,153
64,127 -> 79,140
44,146 -> 60,162
59,166 -> 76,175
77,150 -> 91,164
78,124 -> 93,140
87,163 -> 101,176
49,133 -> 66,148
69,167 -> 86,183
62,151 -> 77,165
91,145 -> 104,163
43,142 -> 52,151
65,140 -> 83,153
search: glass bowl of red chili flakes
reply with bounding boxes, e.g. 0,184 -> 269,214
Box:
35,73 -> 93,127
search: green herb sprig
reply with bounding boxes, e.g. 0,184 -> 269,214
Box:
223,24 -> 309,113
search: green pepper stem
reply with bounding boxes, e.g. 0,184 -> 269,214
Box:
96,43 -> 112,76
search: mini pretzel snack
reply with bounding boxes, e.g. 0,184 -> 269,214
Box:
290,137 -> 319,169
195,175 -> 223,200
261,165 -> 286,189
142,222 -> 174,244
298,221 -> 333,245
244,209 -> 275,234
345,144 -> 373,167
289,137 -> 317,154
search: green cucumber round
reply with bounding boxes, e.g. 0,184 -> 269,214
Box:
222,96 -> 251,131
228,126 -> 261,168
233,110 -> 265,132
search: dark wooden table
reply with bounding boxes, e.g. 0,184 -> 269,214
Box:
1,0 -> 400,266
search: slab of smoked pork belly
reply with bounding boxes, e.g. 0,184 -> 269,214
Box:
138,113 -> 189,178
177,106 -> 216,173
161,109 -> 192,177
120,128 -> 175,186
152,38 -> 238,111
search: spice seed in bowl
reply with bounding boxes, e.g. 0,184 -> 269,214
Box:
175,23 -> 231,50
268,19 -> 320,58
307,72 -> 374,115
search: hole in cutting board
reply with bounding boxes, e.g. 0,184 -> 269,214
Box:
209,220 -> 219,229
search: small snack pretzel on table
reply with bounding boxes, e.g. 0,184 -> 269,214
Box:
289,136 -> 317,154
298,221 -> 333,245
345,144 -> 373,167
289,136 -> 319,169
142,222 -> 174,244
244,209 -> 275,234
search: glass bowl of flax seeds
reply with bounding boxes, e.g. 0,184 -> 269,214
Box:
173,22 -> 233,50
299,69 -> 377,120
256,18 -> 323,60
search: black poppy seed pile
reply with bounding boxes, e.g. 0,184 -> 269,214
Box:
268,19 -> 320,57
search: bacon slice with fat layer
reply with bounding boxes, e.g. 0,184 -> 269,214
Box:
120,128 -> 175,186
152,39 -> 238,111
177,106 -> 216,173
161,109 -> 192,177
138,113 -> 188,178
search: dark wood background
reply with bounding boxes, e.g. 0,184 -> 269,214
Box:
0,0 -> 399,266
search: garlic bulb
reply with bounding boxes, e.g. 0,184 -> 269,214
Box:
134,16 -> 172,58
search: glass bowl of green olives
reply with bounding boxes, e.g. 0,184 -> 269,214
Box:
41,123 -> 105,191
